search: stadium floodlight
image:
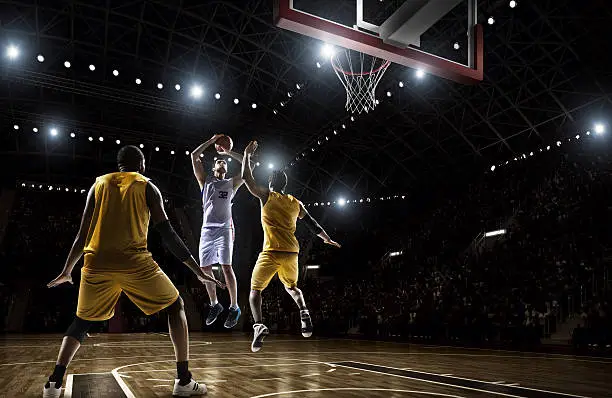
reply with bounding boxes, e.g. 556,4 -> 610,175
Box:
190,85 -> 203,99
338,198 -> 346,206
113,69 -> 119,76
6,45 -> 19,60
37,54 -> 45,62
595,123 -> 605,135
485,229 -> 506,238
321,44 -> 335,57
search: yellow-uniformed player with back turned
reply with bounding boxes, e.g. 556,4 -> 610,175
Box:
240,140 -> 341,352
42,145 -> 224,398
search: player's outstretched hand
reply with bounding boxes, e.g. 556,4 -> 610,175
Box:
47,273 -> 73,288
215,279 -> 227,290
245,140 -> 258,155
324,239 -> 341,248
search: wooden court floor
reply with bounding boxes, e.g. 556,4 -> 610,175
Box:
0,333 -> 609,397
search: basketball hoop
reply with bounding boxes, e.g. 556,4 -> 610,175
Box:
331,49 -> 391,114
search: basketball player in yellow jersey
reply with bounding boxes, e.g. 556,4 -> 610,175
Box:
241,141 -> 340,352
42,146 -> 224,398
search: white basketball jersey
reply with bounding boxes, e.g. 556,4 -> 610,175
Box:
202,175 -> 234,228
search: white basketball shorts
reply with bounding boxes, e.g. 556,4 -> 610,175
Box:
199,227 -> 234,267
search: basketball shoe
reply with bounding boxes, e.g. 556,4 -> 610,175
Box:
172,379 -> 207,397
205,302 -> 224,326
251,323 -> 269,352
224,306 -> 241,329
300,310 -> 313,337
42,381 -> 62,398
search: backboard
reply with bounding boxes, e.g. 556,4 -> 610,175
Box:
274,0 -> 483,84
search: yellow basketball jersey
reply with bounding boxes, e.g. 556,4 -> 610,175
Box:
83,172 -> 153,271
261,191 -> 300,253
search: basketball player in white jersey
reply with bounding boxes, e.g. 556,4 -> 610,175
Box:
191,134 -> 244,328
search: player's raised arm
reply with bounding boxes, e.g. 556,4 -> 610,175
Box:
191,134 -> 224,190
218,147 -> 246,191
47,183 -> 97,288
145,181 -> 226,289
241,140 -> 269,202
298,202 -> 341,248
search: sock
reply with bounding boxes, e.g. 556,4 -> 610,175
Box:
210,299 -> 218,306
230,304 -> 239,310
300,309 -> 310,317
177,361 -> 191,385
48,364 -> 67,387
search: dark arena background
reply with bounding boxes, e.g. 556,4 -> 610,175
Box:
1,0 -> 612,397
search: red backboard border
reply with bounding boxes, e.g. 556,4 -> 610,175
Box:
274,0 -> 483,85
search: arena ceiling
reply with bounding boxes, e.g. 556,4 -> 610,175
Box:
0,0 -> 610,202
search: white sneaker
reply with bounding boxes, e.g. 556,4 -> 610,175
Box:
300,310 -> 313,338
42,381 -> 62,398
251,323 -> 270,352
172,379 -> 207,397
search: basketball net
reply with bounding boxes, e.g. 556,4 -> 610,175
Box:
331,49 -> 391,114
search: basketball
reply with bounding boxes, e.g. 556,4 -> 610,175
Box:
215,135 -> 233,154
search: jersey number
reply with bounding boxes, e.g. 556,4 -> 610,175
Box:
218,191 -> 229,199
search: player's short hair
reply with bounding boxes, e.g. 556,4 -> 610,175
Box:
117,145 -> 145,171
269,170 -> 287,193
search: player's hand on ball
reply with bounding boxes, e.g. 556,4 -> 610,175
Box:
324,239 -> 341,248
245,140 -> 258,155
212,133 -> 225,142
47,273 -> 73,288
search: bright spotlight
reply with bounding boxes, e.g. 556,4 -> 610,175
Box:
175,84 -> 181,91
227,158 -> 232,162
256,162 -> 260,167
215,93 -> 221,100
399,81 -> 404,88
338,198 -> 346,206
595,123 -> 605,135
296,83 -> 301,90
155,146 -> 160,152
185,150 -> 190,155
453,42 -> 460,50
157,83 -> 163,89
575,134 -> 580,139
316,62 -> 321,69
98,137 -> 104,142
88,136 -> 93,142
234,98 -> 239,104
252,103 -> 257,109
70,132 -> 75,138
415,69 -> 425,78
89,64 -> 95,71
50,128 -> 58,136
13,125 -> 19,130
135,78 -> 142,85
139,144 -> 144,149
509,0 -> 517,8
488,17 -> 495,25
6,45 -> 19,60
116,139 -> 121,145
37,54 -> 45,62
386,91 -> 392,97
170,150 -> 175,155
33,127 -> 38,133
546,145 -> 550,150
342,124 -> 346,129
321,44 -> 335,57
350,116 -> 355,122
586,131 -> 591,136
268,163 -> 274,169
64,61 -> 71,68
490,165 -> 496,172
190,85 -> 203,99
273,109 -> 278,115
113,69 -> 119,76
556,141 -> 561,146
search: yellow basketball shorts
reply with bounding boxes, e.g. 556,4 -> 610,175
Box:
76,260 -> 179,322
250,251 -> 298,291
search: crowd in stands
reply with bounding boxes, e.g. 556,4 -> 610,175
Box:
0,149 -> 610,352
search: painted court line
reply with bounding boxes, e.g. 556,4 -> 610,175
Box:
146,378 -> 174,382
253,377 -> 284,381
250,388 -> 465,398
326,368 -> 336,373
334,361 -> 590,398
300,373 -> 320,378
64,374 -> 73,398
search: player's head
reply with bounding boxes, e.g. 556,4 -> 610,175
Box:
117,145 -> 145,173
268,170 -> 287,193
212,159 -> 227,175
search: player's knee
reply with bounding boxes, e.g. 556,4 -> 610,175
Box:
167,296 -> 185,314
64,316 -> 93,344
